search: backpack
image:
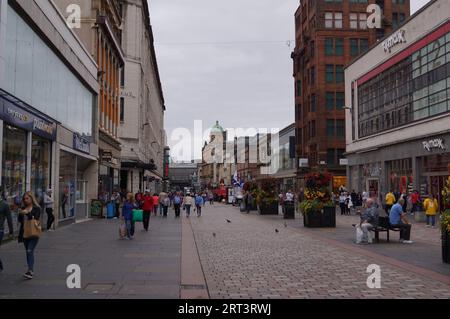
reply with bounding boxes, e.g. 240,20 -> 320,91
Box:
174,196 -> 181,205
195,196 -> 203,206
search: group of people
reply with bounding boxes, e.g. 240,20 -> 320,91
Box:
385,190 -> 438,228
337,190 -> 365,216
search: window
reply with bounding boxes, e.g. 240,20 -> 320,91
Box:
325,12 -> 333,28
120,97 -> 125,122
335,38 -> 344,56
336,65 -> 344,83
326,120 -> 335,137
120,66 -> 125,87
325,38 -> 334,56
310,41 -> 315,57
310,67 -> 316,85
311,94 -> 316,112
311,120 -> 316,137
327,149 -> 336,166
350,13 -> 358,29
360,39 -> 369,53
359,13 -> 367,29
326,92 -> 334,110
325,12 -> 342,29
350,12 -> 367,29
326,65 -> 334,83
296,80 -> 302,96
336,120 -> 345,138
336,92 -> 345,109
350,39 -> 359,56
337,149 -> 345,164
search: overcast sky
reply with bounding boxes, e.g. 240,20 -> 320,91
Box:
149,0 -> 432,161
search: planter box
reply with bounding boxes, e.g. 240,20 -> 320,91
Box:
303,207 -> 336,228
283,202 -> 295,219
443,230 -> 450,264
258,202 -> 279,215
414,210 -> 426,223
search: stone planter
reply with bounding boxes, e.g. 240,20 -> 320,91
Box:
414,210 -> 426,223
258,201 -> 279,215
443,230 -> 450,264
303,206 -> 336,228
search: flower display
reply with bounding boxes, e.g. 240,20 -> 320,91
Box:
441,177 -> 450,233
300,171 -> 333,215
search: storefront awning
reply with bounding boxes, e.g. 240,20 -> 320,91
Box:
121,160 -> 157,171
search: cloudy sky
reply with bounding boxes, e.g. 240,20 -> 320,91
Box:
149,0 -> 432,161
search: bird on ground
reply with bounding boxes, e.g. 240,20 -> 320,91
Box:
275,229 -> 279,233
226,219 -> 231,223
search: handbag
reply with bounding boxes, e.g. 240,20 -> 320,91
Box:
23,216 -> 42,239
355,224 -> 363,244
132,209 -> 143,222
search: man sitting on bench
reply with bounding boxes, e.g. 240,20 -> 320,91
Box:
358,198 -> 379,244
389,198 -> 413,244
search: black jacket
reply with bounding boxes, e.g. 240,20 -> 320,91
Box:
18,206 -> 41,243
0,200 -> 13,236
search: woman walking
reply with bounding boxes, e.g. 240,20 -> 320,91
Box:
142,190 -> 153,231
152,193 -> 159,217
183,193 -> 194,218
122,193 -> 136,239
18,192 -> 42,279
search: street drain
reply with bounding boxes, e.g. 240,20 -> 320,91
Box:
181,284 -> 206,290
84,283 -> 115,291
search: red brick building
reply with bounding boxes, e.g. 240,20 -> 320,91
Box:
292,0 -> 410,191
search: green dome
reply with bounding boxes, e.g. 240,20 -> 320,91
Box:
210,121 -> 224,135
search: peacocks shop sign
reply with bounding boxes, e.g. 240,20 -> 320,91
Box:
0,96 -> 56,140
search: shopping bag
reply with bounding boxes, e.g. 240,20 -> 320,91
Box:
355,224 -> 363,244
23,217 -> 42,239
132,209 -> 143,222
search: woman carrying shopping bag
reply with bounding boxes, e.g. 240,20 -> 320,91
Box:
18,192 -> 42,280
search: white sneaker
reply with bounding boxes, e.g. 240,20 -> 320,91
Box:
402,240 -> 413,244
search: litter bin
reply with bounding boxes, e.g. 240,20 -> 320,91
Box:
106,201 -> 115,219
90,200 -> 103,218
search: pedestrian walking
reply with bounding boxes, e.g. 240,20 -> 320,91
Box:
159,191 -> 168,216
152,193 -> 159,216
195,194 -> 204,217
135,190 -> 143,209
112,191 -> 121,219
423,194 -> 439,228
208,191 -> 214,205
244,191 -> 253,214
173,192 -> 182,218
162,196 -> 170,218
183,193 -> 194,218
18,192 -> 42,279
142,190 -> 154,231
410,190 -> 420,216
339,193 -> 347,215
0,197 -> 13,272
202,192 -> 207,206
362,190 -> 370,207
122,193 -> 136,240
43,189 -> 55,231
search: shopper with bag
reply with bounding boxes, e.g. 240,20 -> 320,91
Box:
18,192 -> 42,279
195,194 -> 204,217
356,198 -> 379,244
182,193 -> 194,218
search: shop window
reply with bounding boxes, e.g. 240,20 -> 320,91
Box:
31,135 -> 51,205
59,151 -> 76,220
1,125 -> 27,214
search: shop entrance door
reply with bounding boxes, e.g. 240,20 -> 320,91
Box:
430,176 -> 448,213
367,179 -> 379,200
59,181 -> 75,220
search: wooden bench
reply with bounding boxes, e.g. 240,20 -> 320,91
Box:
353,216 -> 401,243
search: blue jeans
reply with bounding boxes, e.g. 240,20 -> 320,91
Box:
24,238 -> 39,272
426,215 -> 436,226
125,220 -> 135,238
159,204 -> 164,215
185,205 -> 191,216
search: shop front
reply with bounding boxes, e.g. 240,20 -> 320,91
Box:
347,132 -> 450,211
0,92 -> 57,233
99,149 -> 120,201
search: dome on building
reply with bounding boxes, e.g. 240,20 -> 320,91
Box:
210,121 -> 225,136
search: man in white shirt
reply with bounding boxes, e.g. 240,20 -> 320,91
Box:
44,189 -> 55,231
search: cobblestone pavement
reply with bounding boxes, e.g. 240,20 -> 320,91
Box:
188,204 -> 450,299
